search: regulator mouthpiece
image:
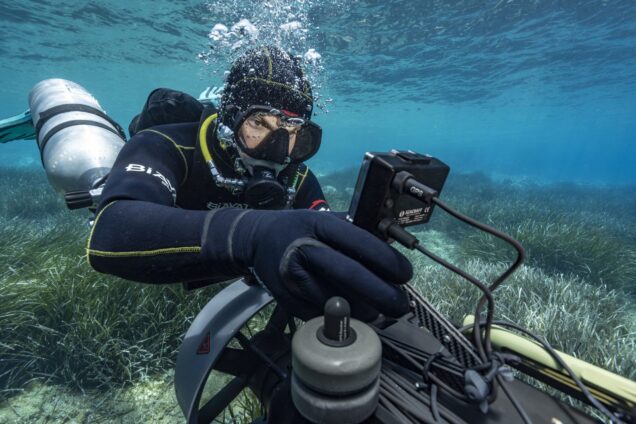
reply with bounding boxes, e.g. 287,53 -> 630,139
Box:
244,166 -> 288,210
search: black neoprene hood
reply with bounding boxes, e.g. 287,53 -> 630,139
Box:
220,46 -> 314,128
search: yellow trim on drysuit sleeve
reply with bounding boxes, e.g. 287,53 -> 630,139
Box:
85,200 -> 201,266
138,128 -> 194,185
86,201 -> 117,267
88,246 -> 201,258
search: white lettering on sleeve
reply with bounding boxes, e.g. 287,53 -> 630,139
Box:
125,163 -> 176,202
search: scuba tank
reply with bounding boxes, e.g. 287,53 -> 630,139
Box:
28,79 -> 126,210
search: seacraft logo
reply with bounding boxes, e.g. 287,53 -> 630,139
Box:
125,163 -> 176,201
399,208 -> 423,218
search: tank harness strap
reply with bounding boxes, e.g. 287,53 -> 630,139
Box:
37,120 -> 123,165
35,104 -> 127,164
36,103 -> 126,139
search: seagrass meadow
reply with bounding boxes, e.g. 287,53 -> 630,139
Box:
0,166 -> 634,422
1,0 -> 636,422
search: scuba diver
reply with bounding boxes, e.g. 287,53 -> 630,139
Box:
86,46 -> 413,322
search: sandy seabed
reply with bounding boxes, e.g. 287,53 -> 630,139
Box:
0,372 -> 182,424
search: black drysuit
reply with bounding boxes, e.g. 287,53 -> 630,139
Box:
87,109 -> 329,285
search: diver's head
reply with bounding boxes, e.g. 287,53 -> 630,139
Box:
218,46 -> 321,173
220,45 -> 314,125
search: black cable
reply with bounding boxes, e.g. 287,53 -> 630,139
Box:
379,395 -> 417,424
496,374 -> 533,424
384,221 -> 495,363
397,173 -> 525,297
421,352 -> 443,422
395,172 -> 525,361
383,368 -> 433,410
431,196 -> 525,359
430,383 -> 441,422
380,389 -> 431,424
383,370 -> 443,423
489,320 -> 623,424
387,173 -> 619,423
382,337 -> 469,401
388,226 -> 514,414
431,196 -> 525,292
380,375 -> 435,423
383,361 -> 466,424
412,241 -> 494,362
378,390 -> 416,423
422,352 -> 443,382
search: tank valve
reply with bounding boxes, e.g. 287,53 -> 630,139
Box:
291,297 -> 381,424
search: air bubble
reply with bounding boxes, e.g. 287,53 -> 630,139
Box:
197,0 -> 345,113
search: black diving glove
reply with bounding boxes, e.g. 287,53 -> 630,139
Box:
202,208 -> 412,320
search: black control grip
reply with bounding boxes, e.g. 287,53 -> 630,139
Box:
65,190 -> 93,210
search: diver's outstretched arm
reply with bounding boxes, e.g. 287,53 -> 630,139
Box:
87,127 -> 240,284
88,125 -> 412,321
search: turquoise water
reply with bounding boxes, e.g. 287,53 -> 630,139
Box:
1,0 -> 635,183
1,1 -> 636,422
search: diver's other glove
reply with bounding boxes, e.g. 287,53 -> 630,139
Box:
202,208 -> 412,320
197,86 -> 223,104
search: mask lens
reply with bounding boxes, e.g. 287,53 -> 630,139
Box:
239,130 -> 288,165
243,112 -> 276,145
289,121 -> 322,162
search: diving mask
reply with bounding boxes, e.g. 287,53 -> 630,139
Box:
224,105 -> 322,164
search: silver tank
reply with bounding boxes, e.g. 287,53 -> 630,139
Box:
28,79 -> 125,195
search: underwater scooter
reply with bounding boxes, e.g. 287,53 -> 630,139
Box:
175,151 -> 636,424
2,79 -> 635,423
173,151 -> 636,424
